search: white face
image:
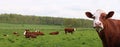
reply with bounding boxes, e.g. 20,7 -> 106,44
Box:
86,9 -> 114,32
93,9 -> 105,31
23,31 -> 26,35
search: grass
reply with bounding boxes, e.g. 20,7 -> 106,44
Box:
0,23 -> 102,47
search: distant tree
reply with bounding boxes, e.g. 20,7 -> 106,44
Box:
0,13 -> 92,28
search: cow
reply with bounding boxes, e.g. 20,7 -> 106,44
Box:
24,29 -> 37,38
24,29 -> 45,38
49,31 -> 59,35
13,32 -> 20,36
85,9 -> 120,47
13,32 -> 18,35
64,28 -> 76,34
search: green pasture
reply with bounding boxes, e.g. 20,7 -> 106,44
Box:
0,23 -> 102,47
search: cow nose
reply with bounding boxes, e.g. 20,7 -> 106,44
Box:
95,22 -> 101,26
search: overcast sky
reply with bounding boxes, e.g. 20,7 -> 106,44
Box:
0,0 -> 120,19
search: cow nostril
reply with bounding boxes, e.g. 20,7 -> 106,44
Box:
95,23 -> 97,25
95,22 -> 101,25
99,23 -> 101,25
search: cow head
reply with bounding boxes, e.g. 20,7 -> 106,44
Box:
24,29 -> 30,35
85,9 -> 114,32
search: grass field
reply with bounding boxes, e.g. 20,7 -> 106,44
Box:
0,23 -> 102,47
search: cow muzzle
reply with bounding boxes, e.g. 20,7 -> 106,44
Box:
93,26 -> 103,32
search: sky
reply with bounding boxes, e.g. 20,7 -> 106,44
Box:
0,0 -> 120,19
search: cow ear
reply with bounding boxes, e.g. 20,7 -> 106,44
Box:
85,12 -> 94,19
105,11 -> 114,19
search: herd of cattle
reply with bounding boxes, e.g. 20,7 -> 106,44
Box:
3,9 -> 120,47
4,28 -> 75,38
23,28 -> 76,38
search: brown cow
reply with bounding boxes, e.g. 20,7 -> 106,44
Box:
13,32 -> 18,34
85,9 -> 120,47
13,32 -> 20,36
64,28 -> 76,34
49,31 -> 59,35
24,29 -> 37,38
24,29 -> 44,38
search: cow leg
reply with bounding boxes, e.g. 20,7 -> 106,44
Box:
25,36 -> 29,38
65,31 -> 67,34
71,32 -> 73,34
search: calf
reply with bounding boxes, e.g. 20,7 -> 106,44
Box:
13,32 -> 18,35
24,29 -> 37,38
13,32 -> 19,36
64,28 -> 76,34
49,31 -> 59,35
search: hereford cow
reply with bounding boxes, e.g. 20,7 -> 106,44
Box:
24,29 -> 37,38
64,28 -> 76,34
49,31 -> 59,35
85,9 -> 120,47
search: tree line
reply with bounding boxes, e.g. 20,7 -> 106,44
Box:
0,13 -> 93,28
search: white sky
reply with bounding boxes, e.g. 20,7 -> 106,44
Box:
0,0 -> 120,19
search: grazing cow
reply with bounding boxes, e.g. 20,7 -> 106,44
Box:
24,29 -> 37,38
85,9 -> 120,47
64,28 -> 76,34
49,31 -> 59,35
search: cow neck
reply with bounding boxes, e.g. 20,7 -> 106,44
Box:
100,19 -> 116,38
99,19 -> 108,33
